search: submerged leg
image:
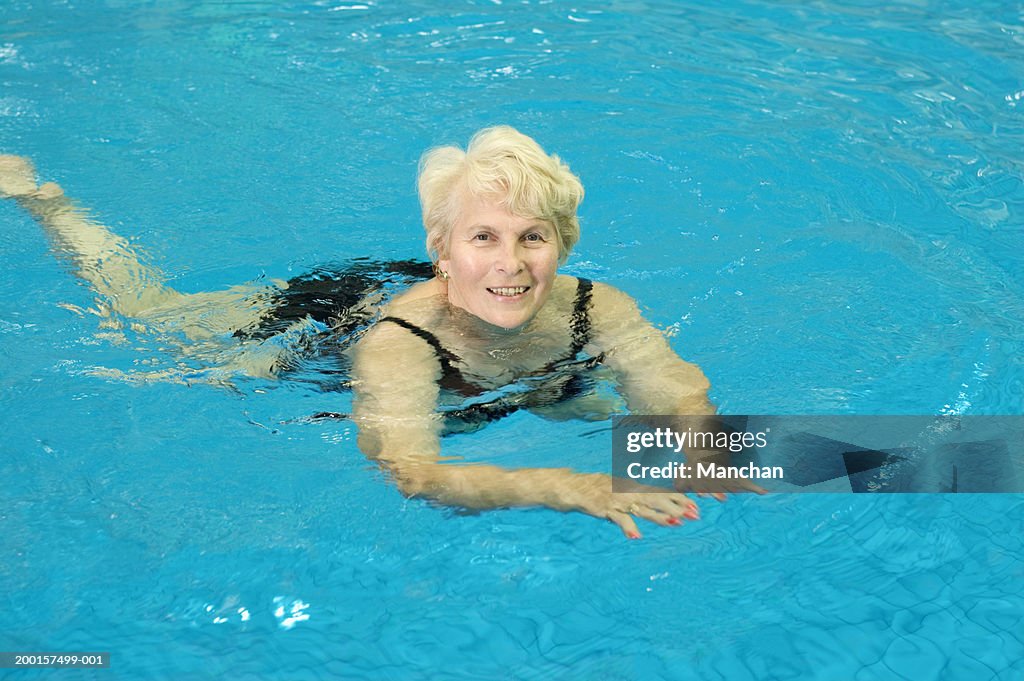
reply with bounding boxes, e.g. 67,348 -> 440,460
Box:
0,154 -> 301,382
1,155 -> 184,317
0,155 -> 277,336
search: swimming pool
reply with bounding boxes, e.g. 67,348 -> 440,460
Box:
2,0 -> 1022,678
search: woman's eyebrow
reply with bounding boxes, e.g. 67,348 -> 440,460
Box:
480,224 -> 552,238
520,221 -> 553,232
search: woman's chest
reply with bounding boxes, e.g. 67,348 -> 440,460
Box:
445,333 -> 576,387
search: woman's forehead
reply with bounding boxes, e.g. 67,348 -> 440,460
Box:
455,204 -> 550,231
455,190 -> 547,224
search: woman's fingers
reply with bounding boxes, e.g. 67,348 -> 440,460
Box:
692,490 -> 728,502
646,494 -> 695,521
744,480 -> 769,495
666,493 -> 699,515
594,479 -> 707,538
609,492 -> 703,537
629,503 -> 671,526
606,474 -> 766,539
608,511 -> 641,539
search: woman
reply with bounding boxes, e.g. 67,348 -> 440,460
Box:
1,127 -> 751,538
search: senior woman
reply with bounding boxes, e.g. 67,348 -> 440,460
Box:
0,127 -> 739,538
351,127 -> 732,537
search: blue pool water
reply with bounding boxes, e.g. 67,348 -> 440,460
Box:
2,1 -> 1023,679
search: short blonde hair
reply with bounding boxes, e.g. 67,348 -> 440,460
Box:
418,126 -> 584,264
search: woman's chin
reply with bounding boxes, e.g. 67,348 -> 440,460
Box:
450,293 -> 549,331
484,314 -> 530,331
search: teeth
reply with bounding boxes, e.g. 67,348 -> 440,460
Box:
489,286 -> 528,296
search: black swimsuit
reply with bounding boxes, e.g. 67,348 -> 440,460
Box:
377,278 -> 604,433
234,258 -> 435,342
238,260 -> 604,433
378,277 -> 596,394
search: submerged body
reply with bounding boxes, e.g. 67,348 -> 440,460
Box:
1,127 -> 757,538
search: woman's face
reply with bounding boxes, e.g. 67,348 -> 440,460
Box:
438,194 -> 560,330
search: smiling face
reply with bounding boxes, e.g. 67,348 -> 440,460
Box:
437,194 -> 560,330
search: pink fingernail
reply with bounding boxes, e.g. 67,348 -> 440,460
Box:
683,508 -> 699,520
627,531 -> 641,540
666,517 -> 682,526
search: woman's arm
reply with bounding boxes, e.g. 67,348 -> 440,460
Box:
588,281 -> 715,415
587,281 -> 765,497
350,318 -> 700,537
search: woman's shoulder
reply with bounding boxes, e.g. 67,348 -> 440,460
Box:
562,275 -> 638,312
574,278 -> 648,345
390,277 -> 443,306
379,278 -> 447,325
355,281 -> 443,362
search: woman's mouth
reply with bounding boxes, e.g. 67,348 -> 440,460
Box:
487,286 -> 530,297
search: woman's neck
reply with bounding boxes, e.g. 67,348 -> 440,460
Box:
442,296 -> 541,340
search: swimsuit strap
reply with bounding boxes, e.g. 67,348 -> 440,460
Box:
377,316 -> 464,382
569,277 -> 594,356
379,276 -> 597,393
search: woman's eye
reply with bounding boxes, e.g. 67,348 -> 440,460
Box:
473,233 -> 490,241
524,233 -> 543,242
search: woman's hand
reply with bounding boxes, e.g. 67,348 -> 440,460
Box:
674,450 -> 769,500
569,473 -> 701,539
674,475 -> 768,502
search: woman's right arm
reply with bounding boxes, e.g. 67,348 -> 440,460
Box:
350,320 -> 700,537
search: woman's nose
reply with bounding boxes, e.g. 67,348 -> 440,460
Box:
494,243 -> 525,274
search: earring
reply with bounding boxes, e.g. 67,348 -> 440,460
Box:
433,264 -> 449,281
440,270 -> 450,281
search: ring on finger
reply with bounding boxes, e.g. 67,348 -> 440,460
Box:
627,503 -> 640,515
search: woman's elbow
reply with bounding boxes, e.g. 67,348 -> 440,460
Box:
389,462 -> 434,499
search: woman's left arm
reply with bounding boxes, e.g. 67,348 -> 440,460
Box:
587,281 -> 764,498
587,281 -> 715,416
